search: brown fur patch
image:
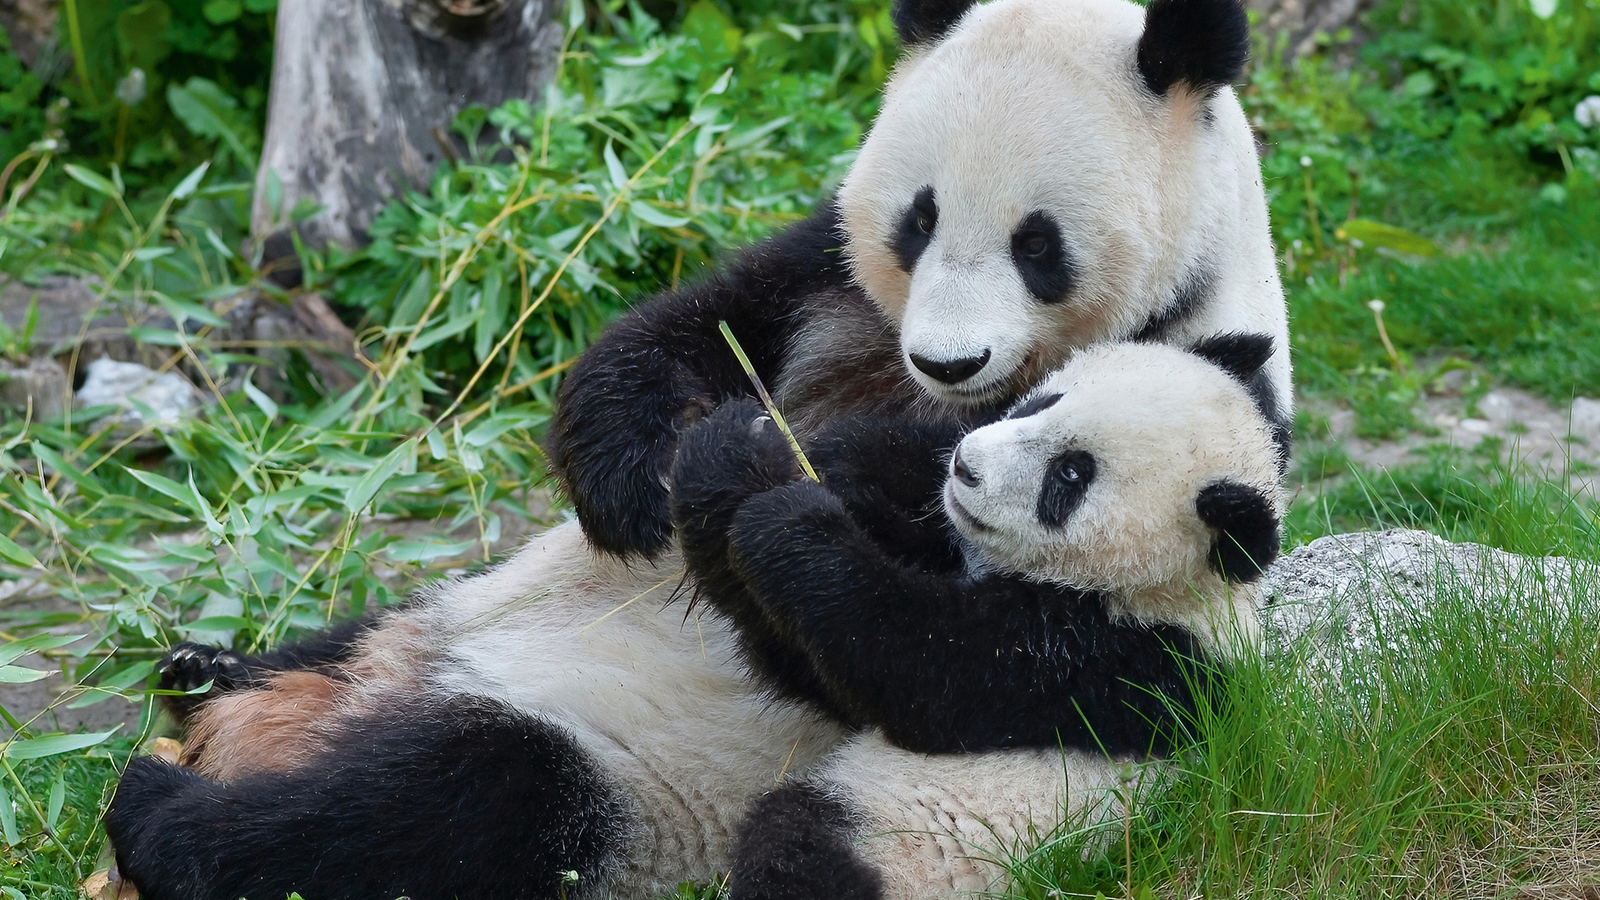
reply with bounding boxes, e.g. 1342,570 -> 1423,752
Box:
181,671 -> 345,781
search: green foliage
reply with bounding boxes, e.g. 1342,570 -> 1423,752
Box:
1012,561 -> 1600,899
0,736 -> 136,899
1360,0 -> 1600,162
323,0 -> 885,401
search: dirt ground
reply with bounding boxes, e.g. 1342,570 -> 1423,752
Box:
1310,386 -> 1600,500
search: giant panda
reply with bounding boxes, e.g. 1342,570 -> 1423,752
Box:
546,0 -> 1289,561
104,1 -> 1289,898
669,336 -> 1283,900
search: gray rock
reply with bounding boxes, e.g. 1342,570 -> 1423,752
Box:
76,357 -> 205,434
1259,529 -> 1596,664
0,354 -> 69,420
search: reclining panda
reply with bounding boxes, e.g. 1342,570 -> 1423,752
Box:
671,336 -> 1283,900
104,0 -> 1290,897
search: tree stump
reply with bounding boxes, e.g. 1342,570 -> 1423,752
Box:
250,0 -> 562,281
1247,0 -> 1380,61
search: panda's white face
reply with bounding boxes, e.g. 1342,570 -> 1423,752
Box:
942,342 -> 1280,595
837,0 -> 1249,406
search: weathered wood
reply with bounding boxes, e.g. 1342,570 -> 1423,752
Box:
250,0 -> 561,274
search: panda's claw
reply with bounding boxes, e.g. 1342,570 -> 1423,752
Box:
157,642 -> 252,696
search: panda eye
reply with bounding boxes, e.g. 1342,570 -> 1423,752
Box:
1017,232 -> 1049,257
912,190 -> 939,234
1010,211 -> 1076,305
890,185 -> 939,273
1038,449 -> 1096,528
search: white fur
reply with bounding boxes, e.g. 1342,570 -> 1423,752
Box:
383,523 -> 847,897
947,341 -> 1281,649
838,0 -> 1289,408
815,733 -> 1142,900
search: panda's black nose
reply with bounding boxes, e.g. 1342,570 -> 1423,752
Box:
910,349 -> 990,385
951,448 -> 979,487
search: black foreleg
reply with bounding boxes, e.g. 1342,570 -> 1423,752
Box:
106,696 -> 633,900
670,398 -> 841,714
157,615 -> 378,720
729,783 -> 882,900
546,204 -> 852,559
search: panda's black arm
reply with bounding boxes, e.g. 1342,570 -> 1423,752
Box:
670,399 -> 845,714
728,481 -> 1208,755
804,417 -> 969,570
547,203 -> 853,560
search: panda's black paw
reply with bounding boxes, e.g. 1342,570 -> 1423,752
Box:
104,756 -> 214,895
728,783 -> 883,900
727,480 -> 854,599
158,642 -> 252,700
672,398 -> 803,522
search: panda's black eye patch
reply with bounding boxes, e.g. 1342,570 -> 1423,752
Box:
1038,449 -> 1095,528
1010,211 -> 1076,304
890,186 -> 939,273
1006,392 -> 1062,420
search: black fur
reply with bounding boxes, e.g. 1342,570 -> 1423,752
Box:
106,696 -> 631,900
892,0 -> 978,46
1037,449 -> 1096,529
1196,479 -> 1280,582
672,402 -> 1214,756
546,203 -> 855,560
1011,211 -> 1076,304
1006,391 -> 1062,420
671,400 -> 965,720
890,186 -> 938,273
728,784 -> 882,900
157,616 -> 378,721
1130,265 -> 1214,342
1188,331 -> 1292,471
1136,0 -> 1250,97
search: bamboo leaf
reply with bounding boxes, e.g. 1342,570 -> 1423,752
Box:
1,729 -> 117,760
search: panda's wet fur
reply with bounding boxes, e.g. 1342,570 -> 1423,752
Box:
674,338 -> 1281,900
104,0 -> 1289,898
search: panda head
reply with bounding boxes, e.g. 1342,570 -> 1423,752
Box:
838,0 -> 1252,405
943,335 -> 1282,611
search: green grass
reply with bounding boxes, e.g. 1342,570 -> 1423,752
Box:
1008,555 -> 1600,899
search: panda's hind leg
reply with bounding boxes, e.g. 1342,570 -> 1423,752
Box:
106,695 -> 635,900
729,783 -> 883,900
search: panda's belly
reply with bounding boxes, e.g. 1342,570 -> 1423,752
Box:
415,521 -> 847,893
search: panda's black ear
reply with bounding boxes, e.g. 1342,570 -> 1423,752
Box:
1196,480 -> 1279,583
893,0 -> 978,46
1136,0 -> 1250,97
1188,332 -> 1274,390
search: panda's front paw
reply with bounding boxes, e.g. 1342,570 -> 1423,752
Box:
672,399 -> 803,520
728,480 -> 852,594
158,642 -> 252,698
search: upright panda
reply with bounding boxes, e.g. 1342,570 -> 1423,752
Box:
547,0 -> 1289,561
669,337 -> 1283,900
105,1 -> 1289,898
